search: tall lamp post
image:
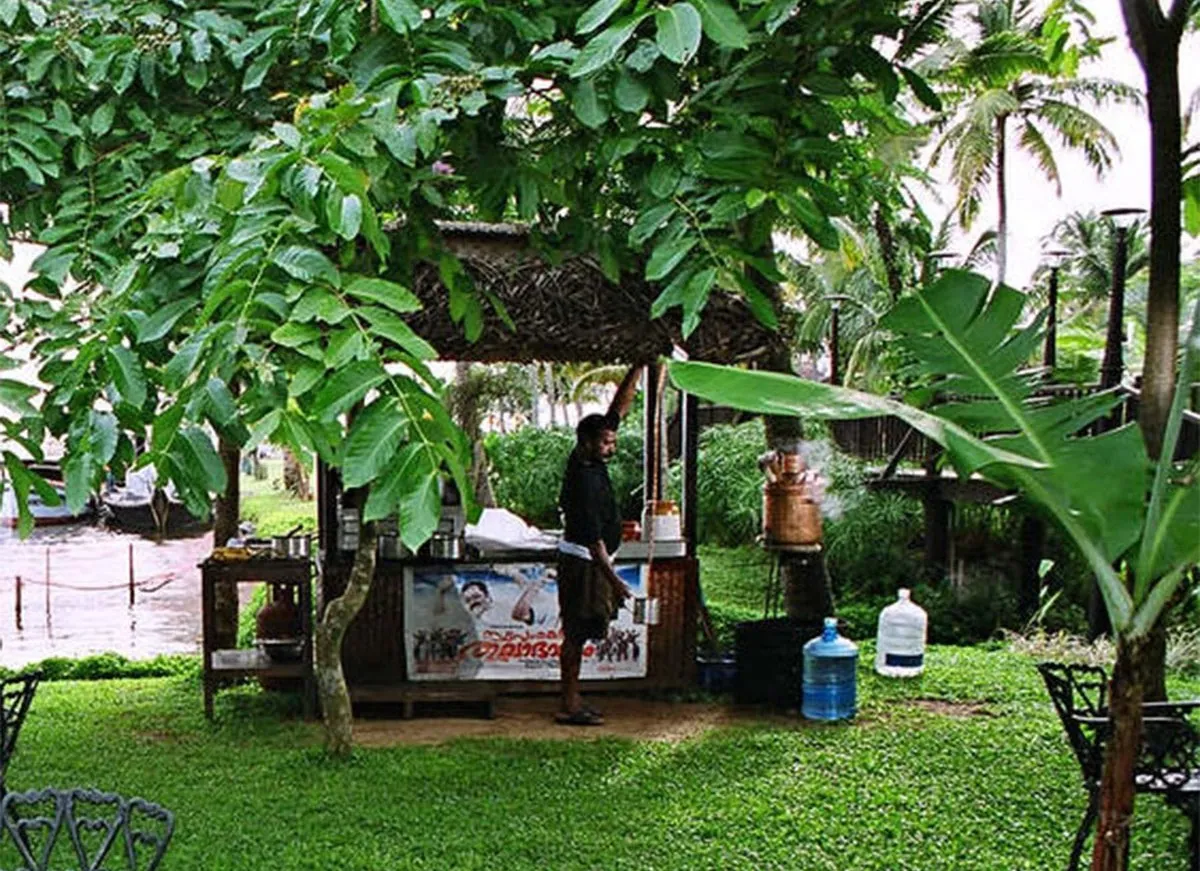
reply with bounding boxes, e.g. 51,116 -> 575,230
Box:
1099,207 -> 1145,390
1041,248 -> 1070,371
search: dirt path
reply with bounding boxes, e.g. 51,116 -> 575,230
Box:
352,695 -> 798,746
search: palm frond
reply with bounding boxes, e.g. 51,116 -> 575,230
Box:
1032,99 -> 1119,173
955,31 -> 1049,85
1017,119 -> 1062,194
896,0 -> 961,62
1040,76 -> 1143,108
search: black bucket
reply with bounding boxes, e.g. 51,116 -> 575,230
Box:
695,655 -> 737,694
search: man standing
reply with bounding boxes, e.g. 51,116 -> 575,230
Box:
555,365 -> 642,725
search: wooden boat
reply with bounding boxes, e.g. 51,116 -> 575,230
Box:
0,482 -> 94,527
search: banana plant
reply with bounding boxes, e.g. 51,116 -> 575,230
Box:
670,269 -> 1199,864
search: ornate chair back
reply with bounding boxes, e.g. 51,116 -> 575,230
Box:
0,673 -> 40,797
0,787 -> 175,871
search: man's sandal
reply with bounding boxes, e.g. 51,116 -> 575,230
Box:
555,709 -> 604,726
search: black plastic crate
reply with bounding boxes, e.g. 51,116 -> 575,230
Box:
734,618 -> 824,708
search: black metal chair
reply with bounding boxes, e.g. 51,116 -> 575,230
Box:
0,787 -> 175,870
1038,661 -> 1200,870
0,673 -> 40,799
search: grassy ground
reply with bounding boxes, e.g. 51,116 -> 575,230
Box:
238,458 -> 317,537
7,649 -> 1198,870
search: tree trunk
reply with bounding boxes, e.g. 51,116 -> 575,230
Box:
874,207 -> 904,301
545,364 -> 558,427
315,518 -> 378,757
1091,635 -> 1149,871
1118,0 -> 1187,743
995,113 -> 1008,285
527,365 -> 540,427
211,437 -> 241,650
1137,42 -> 1182,461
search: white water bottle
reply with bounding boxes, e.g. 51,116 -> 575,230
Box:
874,588 -> 927,677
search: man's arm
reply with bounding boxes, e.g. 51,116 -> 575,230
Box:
589,540 -> 632,601
606,365 -> 644,423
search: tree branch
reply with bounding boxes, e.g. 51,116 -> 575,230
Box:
1167,0 -> 1194,29
1119,0 -> 1162,70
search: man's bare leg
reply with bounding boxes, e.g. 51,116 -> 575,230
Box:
560,637 -> 583,713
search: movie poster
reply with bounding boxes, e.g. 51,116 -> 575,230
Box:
404,562 -> 648,681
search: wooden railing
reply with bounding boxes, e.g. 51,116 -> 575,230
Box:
829,383 -> 1200,468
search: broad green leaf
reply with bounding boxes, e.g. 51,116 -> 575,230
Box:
286,363 -> 323,399
272,246 -> 340,287
0,379 -> 38,416
106,346 -> 146,408
570,14 -> 646,78
90,101 -> 116,137
204,378 -> 239,427
344,276 -> 422,313
631,202 -> 676,246
317,152 -> 368,197
247,409 -> 281,449
311,360 -> 388,422
379,0 -> 423,34
342,397 -> 408,487
152,404 -> 186,453
338,194 -> 363,239
325,328 -> 365,369
613,69 -> 650,113
63,453 -> 93,515
646,236 -> 698,281
693,0 -> 749,49
655,4 -> 702,65
571,80 -> 608,128
89,411 -> 118,464
271,322 -> 321,348
397,444 -> 442,549
361,306 -> 438,360
136,298 -> 198,344
900,65 -> 942,111
578,0 -> 627,34
178,426 -> 227,493
164,332 -> 207,389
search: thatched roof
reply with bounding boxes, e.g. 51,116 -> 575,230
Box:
396,221 -> 779,365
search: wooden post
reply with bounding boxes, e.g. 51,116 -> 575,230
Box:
1018,515 -> 1045,619
643,366 -> 660,505
1043,266 -> 1059,371
921,466 -> 951,579
128,543 -> 135,607
780,549 -> 832,623
681,393 -> 699,558
829,303 -> 841,386
14,575 -> 22,631
1100,226 -> 1129,392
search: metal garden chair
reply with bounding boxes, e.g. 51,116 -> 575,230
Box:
1038,661 -> 1200,870
0,787 -> 175,870
0,673 -> 40,799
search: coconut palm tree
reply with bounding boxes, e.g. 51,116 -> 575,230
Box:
927,0 -> 1141,282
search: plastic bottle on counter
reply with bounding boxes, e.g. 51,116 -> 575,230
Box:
874,588 -> 928,677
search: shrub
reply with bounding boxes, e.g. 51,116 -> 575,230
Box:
0,653 -> 198,681
484,424 -> 645,528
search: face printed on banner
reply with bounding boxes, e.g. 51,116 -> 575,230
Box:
460,580 -> 492,618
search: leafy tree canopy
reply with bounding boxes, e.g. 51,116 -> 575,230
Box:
0,0 -> 939,535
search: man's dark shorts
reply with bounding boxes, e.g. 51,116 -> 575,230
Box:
557,554 -> 610,645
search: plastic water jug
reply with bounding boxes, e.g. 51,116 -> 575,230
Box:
801,618 -> 858,721
874,588 -> 928,677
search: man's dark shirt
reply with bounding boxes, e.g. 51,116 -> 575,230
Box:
559,433 -> 621,555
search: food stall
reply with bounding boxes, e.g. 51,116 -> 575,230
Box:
312,222 -> 778,712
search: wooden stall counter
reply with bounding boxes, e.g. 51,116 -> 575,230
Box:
319,550 -> 697,711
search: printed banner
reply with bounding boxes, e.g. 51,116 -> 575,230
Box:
404,562 -> 648,681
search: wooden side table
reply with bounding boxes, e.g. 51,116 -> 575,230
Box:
199,557 -> 314,720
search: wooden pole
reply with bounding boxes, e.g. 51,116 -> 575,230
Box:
1043,266 -> 1059,371
14,574 -> 22,631
829,303 -> 841,386
129,543 -> 136,607
682,393 -> 699,558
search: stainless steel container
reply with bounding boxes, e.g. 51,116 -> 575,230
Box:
425,533 -> 464,560
272,535 -> 311,559
377,535 -> 408,560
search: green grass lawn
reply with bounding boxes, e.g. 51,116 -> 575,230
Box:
7,648 -> 1198,870
238,458 -> 317,537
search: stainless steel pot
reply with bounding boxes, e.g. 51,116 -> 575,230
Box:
377,535 -> 409,560
425,533 -> 464,560
272,528 -> 311,559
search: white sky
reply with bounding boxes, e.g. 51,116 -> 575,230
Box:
919,2 -> 1200,285
2,2 -> 1197,343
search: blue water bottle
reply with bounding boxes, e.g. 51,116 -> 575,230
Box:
802,617 -> 858,721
